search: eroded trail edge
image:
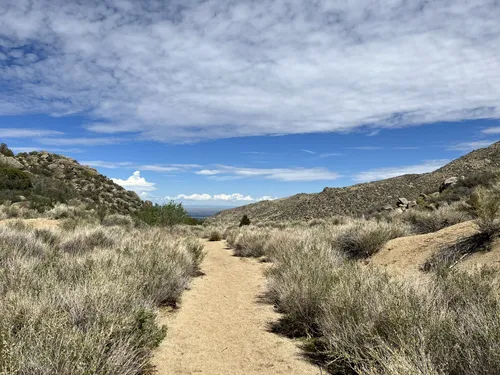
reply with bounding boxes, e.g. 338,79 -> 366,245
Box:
153,240 -> 322,375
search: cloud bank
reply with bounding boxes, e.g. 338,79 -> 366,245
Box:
1,0 -> 499,142
165,193 -> 276,203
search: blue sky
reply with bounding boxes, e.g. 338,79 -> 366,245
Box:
1,1 -> 500,206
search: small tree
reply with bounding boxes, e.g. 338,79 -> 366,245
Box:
0,143 -> 14,157
239,214 -> 251,227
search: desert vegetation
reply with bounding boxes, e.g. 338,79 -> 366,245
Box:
221,184 -> 500,374
0,221 -> 204,374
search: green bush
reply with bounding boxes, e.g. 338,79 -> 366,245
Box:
239,214 -> 251,227
467,186 -> 500,236
135,202 -> 190,226
0,143 -> 14,157
0,167 -> 32,190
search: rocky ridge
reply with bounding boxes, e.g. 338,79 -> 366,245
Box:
211,142 -> 500,223
0,148 -> 143,214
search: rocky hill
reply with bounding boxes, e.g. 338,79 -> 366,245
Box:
0,144 -> 143,215
212,142 -> 500,223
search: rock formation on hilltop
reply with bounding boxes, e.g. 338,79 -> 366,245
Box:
0,144 -> 143,215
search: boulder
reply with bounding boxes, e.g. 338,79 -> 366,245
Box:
394,207 -> 405,214
397,198 -> 409,207
408,200 -> 417,208
382,204 -> 393,211
439,177 -> 458,192
0,154 -> 24,169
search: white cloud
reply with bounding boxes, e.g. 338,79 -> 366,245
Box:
1,1 -> 499,142
213,193 -> 254,201
11,146 -> 83,153
301,149 -> 316,155
214,165 -> 340,182
347,146 -> 384,151
39,137 -> 122,146
447,140 -> 498,151
1,128 -> 63,138
318,152 -> 342,158
111,171 -> 156,193
481,127 -> 500,135
353,160 -> 449,183
195,169 -> 221,175
80,160 -> 199,172
165,193 -> 276,202
81,160 -> 136,169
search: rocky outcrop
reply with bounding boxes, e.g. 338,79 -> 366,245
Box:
1,150 -> 143,214
439,177 -> 459,192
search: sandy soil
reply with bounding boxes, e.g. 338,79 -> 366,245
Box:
153,240 -> 322,375
370,220 -> 500,278
0,218 -> 59,229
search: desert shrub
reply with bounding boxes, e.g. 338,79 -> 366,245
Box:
0,143 -> 14,157
260,223 -> 500,375
422,187 -> 500,271
334,220 -> 411,258
233,229 -> 270,257
266,232 -> 344,336
398,203 -> 471,234
208,230 -> 222,241
315,266 -> 500,375
183,237 -> 205,271
0,224 -> 198,375
102,213 -> 135,228
239,214 -> 251,227
225,228 -> 241,247
31,176 -> 79,205
0,167 -> 32,190
467,185 -> 500,236
135,202 -> 189,226
59,227 -> 117,254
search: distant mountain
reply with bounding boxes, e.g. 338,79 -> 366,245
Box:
185,206 -> 226,219
0,145 -> 143,214
211,142 -> 500,223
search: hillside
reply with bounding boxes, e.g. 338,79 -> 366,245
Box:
212,142 -> 500,223
0,144 -> 143,215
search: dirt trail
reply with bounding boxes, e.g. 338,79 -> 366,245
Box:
153,240 -> 322,375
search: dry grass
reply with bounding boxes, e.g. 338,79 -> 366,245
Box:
233,228 -> 271,257
395,203 -> 472,234
0,224 -> 203,375
229,216 -> 500,374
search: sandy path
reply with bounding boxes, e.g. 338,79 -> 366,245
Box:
153,240 -> 322,375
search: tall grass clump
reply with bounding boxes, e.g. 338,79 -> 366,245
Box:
233,229 -> 270,257
0,224 -> 201,375
334,220 -> 412,258
260,223 -> 500,374
423,186 -> 500,271
265,231 -> 344,336
316,267 -> 500,375
397,203 -> 471,234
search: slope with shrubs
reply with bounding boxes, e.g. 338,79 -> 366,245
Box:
0,143 -> 143,215
212,141 -> 500,223
0,221 -> 204,375
223,194 -> 500,374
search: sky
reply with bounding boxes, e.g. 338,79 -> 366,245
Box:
1,0 -> 500,207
